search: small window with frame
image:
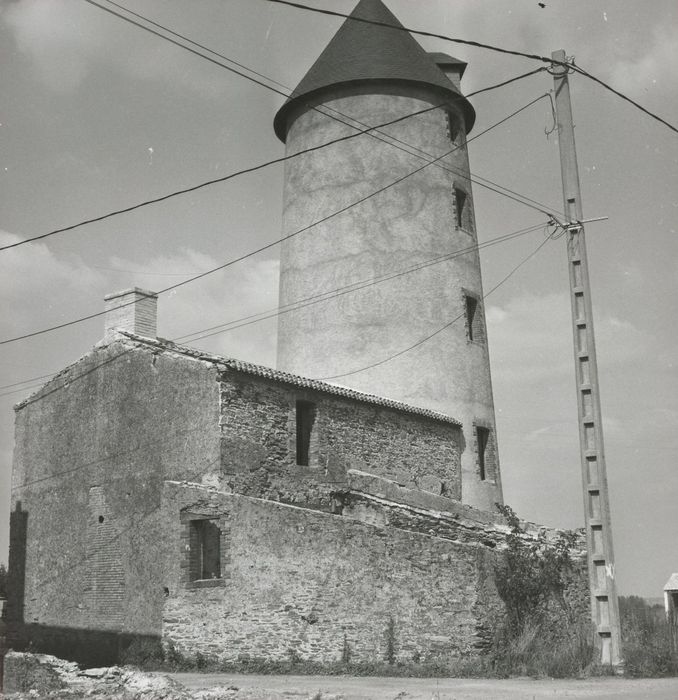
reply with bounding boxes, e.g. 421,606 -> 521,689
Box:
189,518 -> 222,581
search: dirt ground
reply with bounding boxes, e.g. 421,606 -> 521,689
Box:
171,672 -> 678,700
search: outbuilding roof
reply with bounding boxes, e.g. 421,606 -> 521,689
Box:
664,573 -> 678,591
120,331 -> 462,427
274,0 -> 475,141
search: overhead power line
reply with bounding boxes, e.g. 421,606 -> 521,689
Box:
263,0 -> 678,136
0,93 -> 547,347
0,102 -> 439,253
0,221 -> 547,398
264,0 -> 565,63
0,373 -> 58,393
0,4 -> 554,255
98,0 -> 561,217
178,222 -> 546,345
566,62 -> 678,136
321,96 -> 562,218
316,233 -> 552,381
97,0 -> 561,216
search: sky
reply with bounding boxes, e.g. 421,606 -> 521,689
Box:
0,0 -> 676,599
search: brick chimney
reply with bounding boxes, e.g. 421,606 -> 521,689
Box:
104,287 -> 158,341
428,52 -> 467,92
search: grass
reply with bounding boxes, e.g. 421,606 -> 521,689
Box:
94,604 -> 678,681
488,616 -> 598,679
119,638 -> 496,678
619,596 -> 678,677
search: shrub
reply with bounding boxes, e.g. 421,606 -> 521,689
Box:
490,504 -> 594,677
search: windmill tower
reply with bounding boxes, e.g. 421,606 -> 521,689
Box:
274,0 -> 502,511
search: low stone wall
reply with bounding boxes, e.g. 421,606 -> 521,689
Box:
161,483 -> 502,664
343,471 -> 587,554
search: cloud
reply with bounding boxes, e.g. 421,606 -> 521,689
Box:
2,0 -> 233,96
486,292 -> 572,384
0,230 -> 105,335
0,230 -> 279,365
118,249 -> 280,366
487,292 -> 650,387
608,26 -> 678,98
3,0 -> 96,92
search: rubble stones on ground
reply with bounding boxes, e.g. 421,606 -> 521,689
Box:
3,652 -> 189,699
194,690 -> 343,700
2,652 -> 344,700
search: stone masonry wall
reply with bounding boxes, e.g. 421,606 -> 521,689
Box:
219,370 -> 462,507
8,340 -> 221,658
161,483 -> 501,664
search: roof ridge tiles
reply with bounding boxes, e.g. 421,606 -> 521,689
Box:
117,330 -> 461,426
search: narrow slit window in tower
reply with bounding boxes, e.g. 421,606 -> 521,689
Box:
465,294 -> 485,343
476,426 -> 491,481
296,400 -> 316,466
446,111 -> 459,144
454,188 -> 467,229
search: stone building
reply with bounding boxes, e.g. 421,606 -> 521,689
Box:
7,0 -> 586,667
7,293 -> 516,664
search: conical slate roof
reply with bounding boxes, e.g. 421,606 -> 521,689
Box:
273,0 -> 475,141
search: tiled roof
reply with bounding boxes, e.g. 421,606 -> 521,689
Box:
273,0 -> 475,141
664,573 -> 678,591
120,331 -> 461,426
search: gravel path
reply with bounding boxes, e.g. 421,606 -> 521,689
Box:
170,673 -> 678,700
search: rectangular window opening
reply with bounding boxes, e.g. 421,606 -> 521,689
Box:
446,112 -> 459,143
189,519 -> 221,581
446,111 -> 467,148
477,426 -> 490,481
475,424 -> 497,483
465,294 -> 485,344
454,188 -> 467,230
296,400 -> 317,466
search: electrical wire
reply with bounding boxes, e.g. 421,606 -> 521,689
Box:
100,0 -> 562,218
0,94 -> 548,347
264,0 -> 678,136
316,233 -> 552,381
0,221 -> 547,398
0,102 -> 440,253
0,4 -> 557,255
179,222 -> 545,344
0,373 -> 58,391
321,100 -> 563,219
95,0 -> 562,217
567,62 -> 678,135
92,265 -> 201,276
264,0 -> 566,63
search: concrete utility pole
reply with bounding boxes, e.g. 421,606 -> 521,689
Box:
551,49 -> 622,667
